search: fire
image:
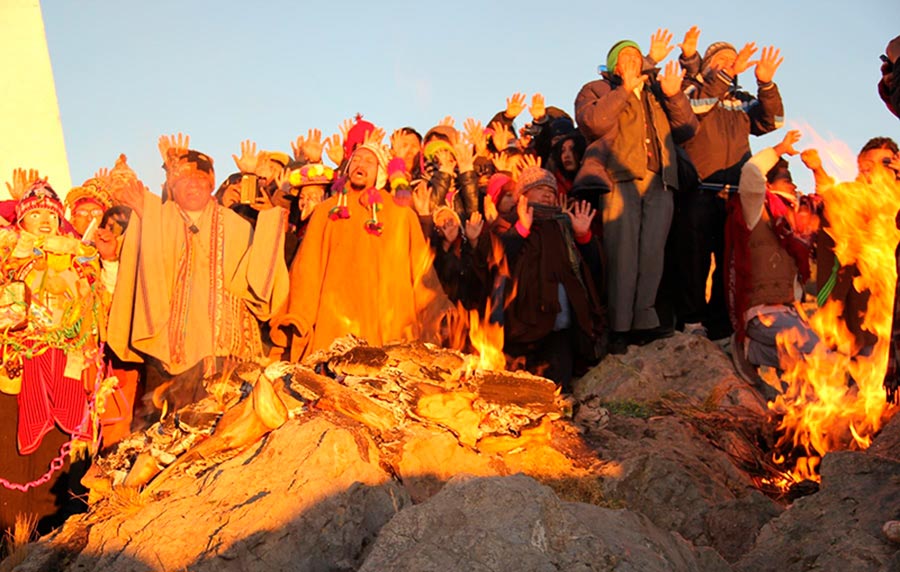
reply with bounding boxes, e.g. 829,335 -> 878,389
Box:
468,307 -> 506,371
768,149 -> 899,486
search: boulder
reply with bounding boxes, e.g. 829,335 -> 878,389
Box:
359,474 -> 730,572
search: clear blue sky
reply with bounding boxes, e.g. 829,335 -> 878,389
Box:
43,0 -> 899,194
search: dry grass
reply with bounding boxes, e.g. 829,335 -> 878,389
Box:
0,512 -> 38,571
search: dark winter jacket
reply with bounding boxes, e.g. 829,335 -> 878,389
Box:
679,52 -> 784,185
573,69 -> 698,195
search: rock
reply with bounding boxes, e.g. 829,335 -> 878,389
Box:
594,415 -> 782,561
359,474 -> 729,572
574,333 -> 767,415
735,450 -> 900,572
869,408 -> 900,461
17,414 -> 408,572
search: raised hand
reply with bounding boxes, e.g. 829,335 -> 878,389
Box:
620,52 -> 646,92
158,132 -> 190,164
658,60 -> 686,97
324,134 -> 343,166
465,211 -> 484,245
274,167 -> 292,194
232,139 -> 261,174
648,28 -> 675,63
678,26 -> 701,59
93,227 -> 119,261
491,151 -> 512,173
728,42 -> 758,77
516,195 -> 533,232
483,193 -> 499,223
115,177 -> 147,219
490,121 -> 513,152
93,167 -> 111,183
438,115 -> 455,128
504,92 -> 527,119
363,126 -> 386,146
5,168 -> 41,200
411,180 -> 431,216
454,141 -> 475,173
529,93 -> 546,122
774,129 -> 801,157
463,118 -> 487,156
800,149 -> 823,172
754,45 -> 783,84
434,148 -> 456,174
338,118 -> 355,145
518,153 -> 541,171
565,200 -> 596,238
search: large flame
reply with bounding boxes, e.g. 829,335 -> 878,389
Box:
468,307 -> 506,371
768,143 -> 899,486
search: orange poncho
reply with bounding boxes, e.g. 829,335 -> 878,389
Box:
270,187 -> 450,360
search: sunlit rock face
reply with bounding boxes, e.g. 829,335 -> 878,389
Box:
10,334 -> 900,571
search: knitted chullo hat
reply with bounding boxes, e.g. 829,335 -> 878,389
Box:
343,114 -> 375,158
517,166 -> 558,197
606,40 -> 641,74
354,143 -> 390,191
16,179 -> 65,223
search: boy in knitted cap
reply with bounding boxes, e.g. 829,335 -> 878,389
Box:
270,142 -> 451,360
573,30 -> 697,354
108,136 -> 289,414
501,166 -> 604,390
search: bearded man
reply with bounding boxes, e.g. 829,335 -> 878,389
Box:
270,142 -> 450,360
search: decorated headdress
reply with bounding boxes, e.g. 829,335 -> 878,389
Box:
16,179 -> 65,223
108,154 -> 139,193
289,163 -> 335,188
66,176 -> 113,213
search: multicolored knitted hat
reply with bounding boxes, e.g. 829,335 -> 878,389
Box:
16,179 -> 65,223
517,166 -> 558,197
702,41 -> 737,74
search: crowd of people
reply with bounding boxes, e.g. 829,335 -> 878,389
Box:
1,27 -> 899,538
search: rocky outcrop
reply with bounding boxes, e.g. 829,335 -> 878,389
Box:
6,334 -> 898,572
359,474 -> 730,572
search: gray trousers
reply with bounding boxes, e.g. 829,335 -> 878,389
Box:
602,173 -> 673,332
745,309 -> 820,368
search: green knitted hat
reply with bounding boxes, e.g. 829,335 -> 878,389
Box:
606,40 -> 641,74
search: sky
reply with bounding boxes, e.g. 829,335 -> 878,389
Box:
41,0 -> 900,194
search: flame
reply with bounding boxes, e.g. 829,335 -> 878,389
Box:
468,307 -> 506,371
768,160 -> 900,486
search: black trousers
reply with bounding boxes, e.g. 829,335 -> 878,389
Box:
659,191 -> 732,339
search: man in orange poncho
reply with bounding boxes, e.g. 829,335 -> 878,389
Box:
270,142 -> 450,360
